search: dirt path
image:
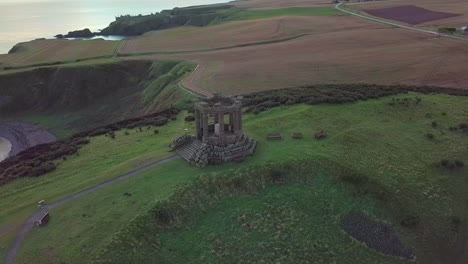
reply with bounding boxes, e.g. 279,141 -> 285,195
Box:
335,2 -> 468,42
3,155 -> 181,264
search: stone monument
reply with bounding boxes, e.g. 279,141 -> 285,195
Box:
171,94 -> 256,167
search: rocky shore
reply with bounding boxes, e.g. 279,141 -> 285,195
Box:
0,122 -> 56,159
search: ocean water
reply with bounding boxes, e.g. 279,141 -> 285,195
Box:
0,0 -> 229,54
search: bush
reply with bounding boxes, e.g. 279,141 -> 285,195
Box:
431,121 -> 438,128
426,133 -> 434,140
454,160 -> 465,168
124,131 -> 130,136
184,116 -> 196,122
154,130 -> 160,135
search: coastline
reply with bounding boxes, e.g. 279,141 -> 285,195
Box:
0,122 -> 57,159
0,0 -> 232,54
0,136 -> 12,162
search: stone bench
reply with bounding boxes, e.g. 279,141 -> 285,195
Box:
292,133 -> 303,139
267,134 -> 282,140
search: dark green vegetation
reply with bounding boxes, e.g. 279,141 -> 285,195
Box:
93,161 -> 407,264
98,6 -> 341,36
2,88 -> 467,263
0,109 -> 178,185
438,27 -> 457,34
0,60 -> 195,137
100,5 -> 239,36
243,84 -> 468,114
217,7 -> 343,23
86,93 -> 467,264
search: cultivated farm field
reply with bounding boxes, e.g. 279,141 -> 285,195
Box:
118,13 -> 343,55
352,0 -> 468,29
0,39 -> 119,68
138,15 -> 468,95
233,0 -> 332,10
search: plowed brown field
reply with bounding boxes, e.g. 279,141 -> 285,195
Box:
118,16 -> 347,55
125,15 -> 468,94
0,39 -> 118,67
353,0 -> 468,29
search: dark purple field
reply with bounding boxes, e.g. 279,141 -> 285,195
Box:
364,5 -> 460,25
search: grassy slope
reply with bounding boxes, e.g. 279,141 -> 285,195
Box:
6,93 -> 467,263
216,7 -> 343,23
0,60 -> 195,138
0,114 -> 190,258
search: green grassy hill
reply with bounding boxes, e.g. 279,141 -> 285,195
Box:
3,92 -> 465,264
0,60 -> 195,137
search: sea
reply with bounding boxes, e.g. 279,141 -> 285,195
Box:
0,0 -> 229,54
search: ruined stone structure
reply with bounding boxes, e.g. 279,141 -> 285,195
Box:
172,94 -> 256,167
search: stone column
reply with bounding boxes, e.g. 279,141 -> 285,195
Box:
202,112 -> 209,142
195,110 -> 201,139
218,112 -> 224,139
238,110 -> 243,131
229,112 -> 234,132
233,110 -> 239,135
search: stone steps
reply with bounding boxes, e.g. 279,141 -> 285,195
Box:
175,139 -> 204,162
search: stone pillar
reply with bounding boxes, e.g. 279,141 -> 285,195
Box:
229,112 -> 234,132
233,110 -> 239,135
195,110 -> 201,139
202,112 -> 209,142
218,112 -> 224,139
238,110 -> 243,131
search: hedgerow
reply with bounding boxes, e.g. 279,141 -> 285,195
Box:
243,84 -> 468,114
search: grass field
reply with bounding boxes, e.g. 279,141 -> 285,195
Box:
233,0 -> 332,10
0,114 -> 190,257
5,93 -> 467,263
351,0 -> 468,30
218,7 -> 343,22
0,39 -> 119,68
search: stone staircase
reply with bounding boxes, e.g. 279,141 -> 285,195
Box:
175,139 -> 207,166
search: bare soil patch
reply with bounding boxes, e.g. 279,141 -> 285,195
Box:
342,211 -> 414,260
364,5 -> 460,25
137,15 -> 468,94
119,17 -> 314,55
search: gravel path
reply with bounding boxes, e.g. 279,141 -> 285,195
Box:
335,2 -> 468,42
3,155 -> 181,264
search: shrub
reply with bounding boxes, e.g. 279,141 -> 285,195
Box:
154,130 -> 160,135
426,133 -> 434,140
108,131 -> 116,139
185,115 -> 196,122
124,131 -> 130,136
89,128 -> 111,137
400,215 -> 420,228
459,123 -> 467,129
454,160 -> 465,168
431,121 -> 438,128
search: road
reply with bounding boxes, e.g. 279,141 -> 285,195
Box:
4,155 -> 181,264
335,2 -> 468,42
